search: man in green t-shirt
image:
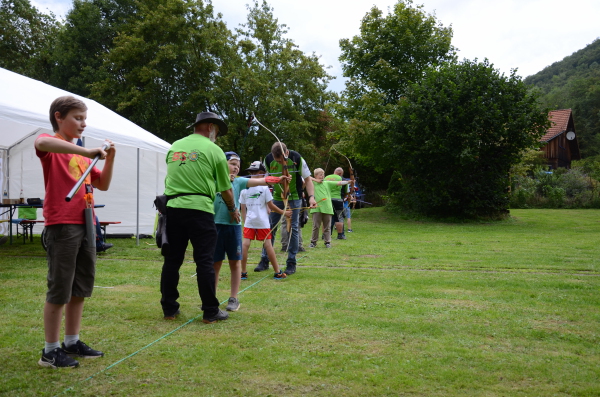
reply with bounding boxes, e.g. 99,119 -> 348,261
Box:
160,111 -> 237,324
325,167 -> 349,240
309,168 -> 351,248
256,142 -> 318,275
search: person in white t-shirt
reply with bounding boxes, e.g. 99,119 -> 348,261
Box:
240,161 -> 291,280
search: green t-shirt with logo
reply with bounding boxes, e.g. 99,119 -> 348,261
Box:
266,158 -> 301,201
164,134 -> 231,214
310,181 -> 335,215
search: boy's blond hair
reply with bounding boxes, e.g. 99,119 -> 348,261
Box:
49,96 -> 87,132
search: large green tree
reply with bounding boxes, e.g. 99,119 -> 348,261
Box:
335,0 -> 454,189
0,0 -> 59,80
89,0 -> 334,155
91,0 -> 233,142
338,0 -> 454,120
386,59 -> 549,218
214,0 -> 334,166
49,0 -> 139,96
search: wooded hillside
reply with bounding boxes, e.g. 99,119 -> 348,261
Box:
524,39 -> 600,158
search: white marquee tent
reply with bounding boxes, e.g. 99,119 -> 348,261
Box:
0,67 -> 170,239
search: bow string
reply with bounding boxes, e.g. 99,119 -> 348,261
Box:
251,115 -> 292,233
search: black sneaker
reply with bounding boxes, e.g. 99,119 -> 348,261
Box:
325,242 -> 331,248
280,246 -> 288,252
274,271 -> 287,280
96,242 -> 113,252
254,259 -> 269,272
241,272 -> 248,280
62,340 -> 104,359
38,348 -> 79,368
337,234 -> 347,240
284,263 -> 296,275
202,309 -> 229,324
298,246 -> 306,252
164,309 -> 181,320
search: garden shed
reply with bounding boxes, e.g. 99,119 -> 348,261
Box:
540,109 -> 580,169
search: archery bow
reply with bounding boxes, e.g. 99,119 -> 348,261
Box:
251,115 -> 292,233
331,145 -> 357,210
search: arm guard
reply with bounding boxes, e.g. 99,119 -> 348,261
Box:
265,176 -> 282,184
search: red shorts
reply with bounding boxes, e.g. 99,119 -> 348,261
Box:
243,227 -> 272,241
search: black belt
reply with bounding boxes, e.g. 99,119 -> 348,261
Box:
166,192 -> 211,200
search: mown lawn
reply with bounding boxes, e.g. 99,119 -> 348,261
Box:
0,208 -> 598,396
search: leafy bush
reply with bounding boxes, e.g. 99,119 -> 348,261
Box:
546,186 -> 566,208
573,155 -> 600,181
510,166 -> 600,208
386,59 -> 549,219
560,168 -> 591,196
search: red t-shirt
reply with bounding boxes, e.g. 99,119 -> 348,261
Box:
35,134 -> 101,225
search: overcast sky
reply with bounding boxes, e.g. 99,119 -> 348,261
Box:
31,0 -> 600,92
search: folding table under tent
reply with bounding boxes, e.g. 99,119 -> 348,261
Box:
0,67 -> 170,242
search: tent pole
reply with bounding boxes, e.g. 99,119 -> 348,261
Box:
136,148 -> 140,246
1,148 -> 10,239
6,147 -> 9,197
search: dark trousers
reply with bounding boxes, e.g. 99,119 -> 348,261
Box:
260,199 -> 301,265
331,199 -> 344,234
95,215 -> 104,249
160,208 -> 219,317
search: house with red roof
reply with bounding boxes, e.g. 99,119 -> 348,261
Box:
540,109 -> 580,169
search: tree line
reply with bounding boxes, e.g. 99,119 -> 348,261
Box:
1,0 -> 336,169
1,0 -> 551,219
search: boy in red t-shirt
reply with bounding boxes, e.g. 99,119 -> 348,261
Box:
35,96 -> 116,368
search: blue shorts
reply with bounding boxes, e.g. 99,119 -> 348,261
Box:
344,206 -> 351,219
213,224 -> 242,262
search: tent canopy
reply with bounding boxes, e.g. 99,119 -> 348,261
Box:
0,67 -> 170,236
0,68 -> 169,152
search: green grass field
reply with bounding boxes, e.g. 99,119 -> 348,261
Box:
1,208 -> 598,396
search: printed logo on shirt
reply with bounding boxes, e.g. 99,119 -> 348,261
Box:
269,161 -> 286,175
68,155 -> 92,186
171,150 -> 200,166
189,150 -> 200,161
248,192 -> 263,199
172,151 -> 187,166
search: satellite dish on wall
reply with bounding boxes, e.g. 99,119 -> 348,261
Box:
566,131 -> 576,141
